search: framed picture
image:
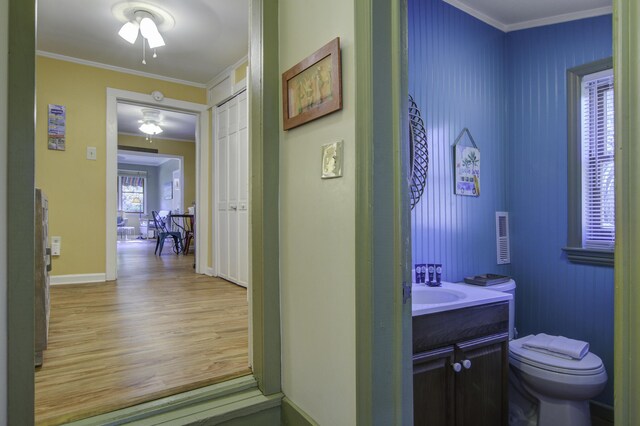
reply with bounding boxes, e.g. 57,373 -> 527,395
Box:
282,37 -> 342,130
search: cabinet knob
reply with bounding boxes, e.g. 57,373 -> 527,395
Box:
462,359 -> 471,369
451,362 -> 462,373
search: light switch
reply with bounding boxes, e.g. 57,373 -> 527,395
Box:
51,236 -> 61,256
321,140 -> 343,179
87,147 -> 97,160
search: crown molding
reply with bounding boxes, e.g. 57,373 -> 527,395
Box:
443,1 -> 612,33
505,6 -> 612,32
443,0 -> 507,32
206,54 -> 249,89
36,50 -> 207,88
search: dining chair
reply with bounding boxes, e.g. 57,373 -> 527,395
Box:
151,211 -> 183,255
183,215 -> 195,255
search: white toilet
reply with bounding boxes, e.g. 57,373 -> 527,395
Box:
458,279 -> 607,426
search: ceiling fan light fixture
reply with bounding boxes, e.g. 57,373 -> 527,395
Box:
139,109 -> 163,136
118,21 -> 139,44
139,16 -> 165,48
139,122 -> 163,135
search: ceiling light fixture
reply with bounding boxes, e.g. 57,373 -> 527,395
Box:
139,109 -> 163,143
118,10 -> 166,64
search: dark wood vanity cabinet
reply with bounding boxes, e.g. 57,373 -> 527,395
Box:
413,302 -> 509,426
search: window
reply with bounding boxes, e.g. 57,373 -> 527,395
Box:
565,58 -> 614,266
119,175 -> 145,213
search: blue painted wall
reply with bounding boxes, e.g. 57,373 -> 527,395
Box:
506,16 -> 614,405
409,0 -> 614,405
409,0 -> 509,282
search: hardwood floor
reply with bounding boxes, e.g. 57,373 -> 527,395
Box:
35,240 -> 250,425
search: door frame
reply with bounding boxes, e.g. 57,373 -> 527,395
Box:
6,0 -> 415,423
106,88 -> 209,279
354,0 -> 412,423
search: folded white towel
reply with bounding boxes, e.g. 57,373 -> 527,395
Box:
522,333 -> 589,360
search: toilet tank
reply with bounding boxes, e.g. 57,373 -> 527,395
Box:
457,279 -> 516,340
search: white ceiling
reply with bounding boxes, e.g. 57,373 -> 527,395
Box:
444,0 -> 612,32
117,103 -> 196,141
37,0 -> 249,86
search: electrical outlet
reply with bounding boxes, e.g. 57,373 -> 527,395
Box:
87,147 -> 97,160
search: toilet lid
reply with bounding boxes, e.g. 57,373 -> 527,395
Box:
509,336 -> 604,376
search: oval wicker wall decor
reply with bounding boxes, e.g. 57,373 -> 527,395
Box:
409,95 -> 428,210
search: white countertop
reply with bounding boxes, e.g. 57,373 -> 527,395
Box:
412,281 -> 512,316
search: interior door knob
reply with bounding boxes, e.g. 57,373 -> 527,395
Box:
462,359 -> 471,369
451,362 -> 462,373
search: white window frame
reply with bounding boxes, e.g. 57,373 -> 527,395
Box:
118,172 -> 147,215
564,58 -> 614,266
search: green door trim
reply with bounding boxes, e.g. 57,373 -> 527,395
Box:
613,0 -> 640,423
7,0 -> 282,424
249,0 -> 282,396
7,0 -> 36,424
355,0 -> 412,424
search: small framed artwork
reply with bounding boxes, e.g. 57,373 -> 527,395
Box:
453,128 -> 481,197
282,37 -> 342,130
163,182 -> 173,200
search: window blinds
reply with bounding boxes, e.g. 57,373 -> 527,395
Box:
582,72 -> 615,249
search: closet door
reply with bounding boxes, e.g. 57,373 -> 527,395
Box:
227,97 -> 239,284
237,91 -> 249,287
216,102 -> 230,280
215,90 -> 249,288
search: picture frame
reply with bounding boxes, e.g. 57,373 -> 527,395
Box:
282,37 -> 342,130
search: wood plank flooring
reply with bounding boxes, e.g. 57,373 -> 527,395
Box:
35,240 -> 250,425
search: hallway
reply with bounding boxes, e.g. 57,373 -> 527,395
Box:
35,241 -> 250,425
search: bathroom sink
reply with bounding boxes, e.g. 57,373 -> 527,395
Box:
412,282 -> 512,316
411,287 -> 466,304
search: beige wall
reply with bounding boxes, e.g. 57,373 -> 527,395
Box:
279,1 -> 356,424
35,56 -> 205,276
0,0 -> 8,419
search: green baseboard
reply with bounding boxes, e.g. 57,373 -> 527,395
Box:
281,397 -> 318,426
66,376 -> 283,426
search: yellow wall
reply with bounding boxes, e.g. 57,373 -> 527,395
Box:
36,56 -> 205,276
234,61 -> 248,83
279,1 -> 356,424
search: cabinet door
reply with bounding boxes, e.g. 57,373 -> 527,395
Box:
454,335 -> 508,426
413,346 -> 455,426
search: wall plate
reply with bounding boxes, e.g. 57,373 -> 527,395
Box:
321,140 -> 343,179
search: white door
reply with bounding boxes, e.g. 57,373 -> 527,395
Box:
215,90 -> 248,287
216,103 -> 230,280
237,91 -> 249,287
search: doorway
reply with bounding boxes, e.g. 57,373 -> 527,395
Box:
105,89 -> 210,280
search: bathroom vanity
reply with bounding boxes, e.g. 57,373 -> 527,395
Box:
412,283 -> 511,426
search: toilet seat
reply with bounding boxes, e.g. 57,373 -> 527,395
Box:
509,336 -> 605,376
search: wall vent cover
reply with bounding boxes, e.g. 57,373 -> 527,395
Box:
496,212 -> 511,264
